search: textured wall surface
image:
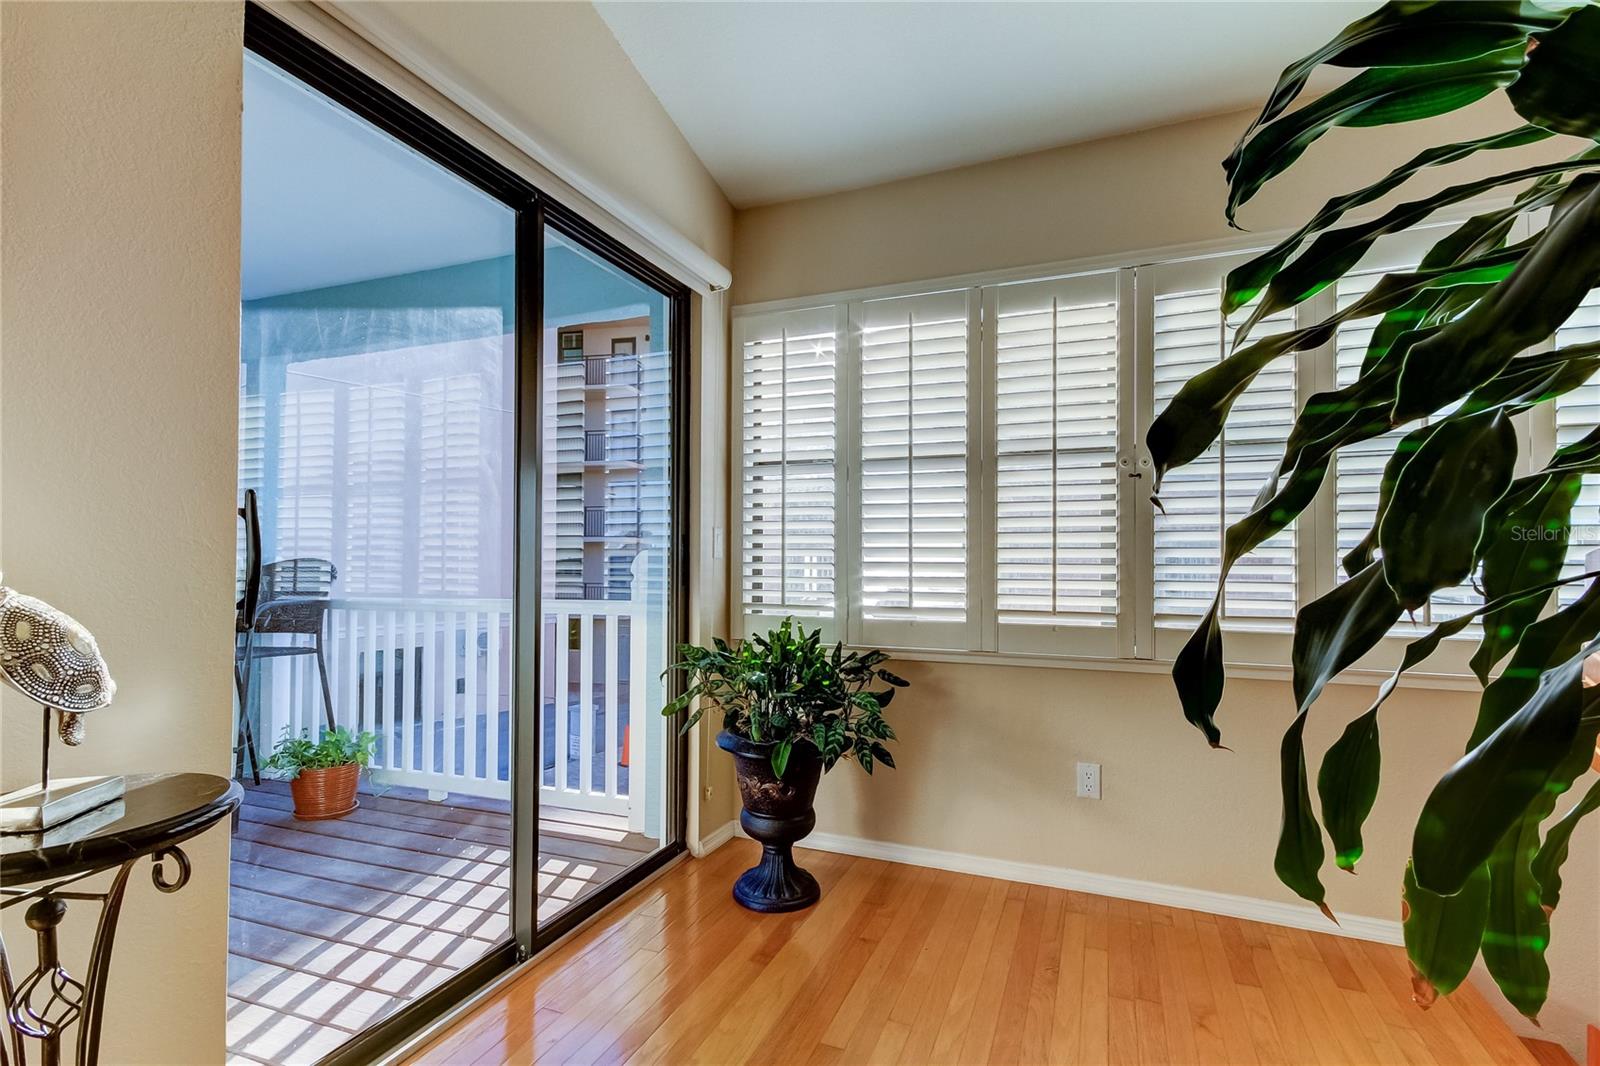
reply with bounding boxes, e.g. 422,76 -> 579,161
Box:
1,3 -> 244,1060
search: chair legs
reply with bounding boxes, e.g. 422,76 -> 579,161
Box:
315,628 -> 337,732
235,631 -> 261,786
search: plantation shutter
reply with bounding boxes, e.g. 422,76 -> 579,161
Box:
991,272 -> 1123,656
853,289 -> 977,650
737,305 -> 840,631
275,387 -> 337,563
1146,257 -> 1298,652
345,384 -> 407,595
420,373 -> 484,595
1555,287 -> 1600,605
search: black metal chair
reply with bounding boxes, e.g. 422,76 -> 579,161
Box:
235,490 -> 338,783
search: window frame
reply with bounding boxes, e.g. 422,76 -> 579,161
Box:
730,209 -> 1562,687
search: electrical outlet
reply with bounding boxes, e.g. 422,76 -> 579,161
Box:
1076,761 -> 1101,800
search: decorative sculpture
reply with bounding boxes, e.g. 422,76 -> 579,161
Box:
0,577 -> 122,834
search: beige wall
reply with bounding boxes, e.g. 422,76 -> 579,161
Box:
728,100 -> 1598,1055
1,2 -> 244,1062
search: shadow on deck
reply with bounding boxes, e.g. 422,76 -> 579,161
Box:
225,779 -> 657,1065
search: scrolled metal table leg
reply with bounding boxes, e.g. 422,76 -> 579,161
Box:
2,846 -> 194,1066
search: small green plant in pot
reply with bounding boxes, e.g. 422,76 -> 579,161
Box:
662,618 -> 908,912
262,727 -> 376,821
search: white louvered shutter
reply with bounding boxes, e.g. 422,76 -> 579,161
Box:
1555,288 -> 1600,605
854,289 -> 976,650
1148,259 -> 1298,648
275,387 -> 337,563
345,384 -> 407,595
737,306 -> 840,631
992,272 -> 1122,656
420,373 -> 484,595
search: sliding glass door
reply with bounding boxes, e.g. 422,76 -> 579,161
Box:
536,226 -> 681,933
236,8 -> 686,1062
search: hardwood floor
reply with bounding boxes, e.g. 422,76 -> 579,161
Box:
227,781 -> 656,1065
408,839 -> 1552,1066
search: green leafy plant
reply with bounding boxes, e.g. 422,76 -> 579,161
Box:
262,727 -> 377,779
1151,0 -> 1600,1019
661,617 -> 909,777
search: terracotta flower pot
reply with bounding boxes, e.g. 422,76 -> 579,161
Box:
288,763 -> 360,820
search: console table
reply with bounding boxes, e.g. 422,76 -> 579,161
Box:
0,773 -> 240,1066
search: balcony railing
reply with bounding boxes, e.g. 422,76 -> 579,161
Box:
584,431 -> 643,465
584,352 -> 643,391
253,568 -> 651,830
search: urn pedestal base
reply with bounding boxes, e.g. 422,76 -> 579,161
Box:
733,808 -> 820,913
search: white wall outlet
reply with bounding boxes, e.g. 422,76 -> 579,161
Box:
1076,761 -> 1101,799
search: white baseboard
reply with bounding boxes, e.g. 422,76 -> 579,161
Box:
692,819 -> 739,856
800,831 -> 1403,947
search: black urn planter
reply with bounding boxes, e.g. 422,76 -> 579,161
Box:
718,729 -> 823,913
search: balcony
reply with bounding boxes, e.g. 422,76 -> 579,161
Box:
584,352 -> 642,394
228,571 -> 659,1063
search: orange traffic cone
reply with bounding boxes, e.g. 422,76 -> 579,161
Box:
620,724 -> 630,768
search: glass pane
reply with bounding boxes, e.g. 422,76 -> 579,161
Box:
233,53 -> 514,1063
539,227 -> 675,925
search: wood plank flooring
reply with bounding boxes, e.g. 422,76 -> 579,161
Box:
408,840 -> 1551,1066
227,781 -> 656,1065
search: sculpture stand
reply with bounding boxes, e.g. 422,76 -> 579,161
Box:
0,708 -> 122,836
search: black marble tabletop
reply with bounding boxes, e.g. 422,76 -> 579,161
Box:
1,772 -> 241,884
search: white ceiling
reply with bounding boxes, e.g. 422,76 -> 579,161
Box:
242,55 -> 514,301
594,1 -> 1366,208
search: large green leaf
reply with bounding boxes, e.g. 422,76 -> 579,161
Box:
1413,635 -> 1598,895
1273,563 -> 1401,908
1226,1 -> 1574,212
1226,44 -> 1529,222
1222,126 -> 1549,315
1404,860 -> 1491,1002
1229,157 -> 1595,349
1509,6 -> 1600,139
1148,244 -> 1528,480
1315,570 -> 1596,874
1531,777 -> 1600,912
1482,813 -> 1552,1021
1394,176 -> 1600,421
1379,409 -> 1518,611
1473,474 -> 1585,680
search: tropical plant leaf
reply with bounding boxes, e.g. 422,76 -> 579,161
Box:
1413,635 -> 1598,896
1394,176 -> 1600,421
1508,6 -> 1600,139
1378,409 -> 1519,611
1315,569 -> 1596,874
1148,243 -> 1529,480
1229,157 -> 1595,349
1531,776 -> 1600,912
1472,473 -> 1584,680
1222,126 -> 1550,314
1404,860 -> 1490,1003
1227,44 -> 1530,223
1225,0 -> 1576,221
1273,563 -> 1401,908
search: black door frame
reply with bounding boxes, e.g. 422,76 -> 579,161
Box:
242,6 -> 690,1062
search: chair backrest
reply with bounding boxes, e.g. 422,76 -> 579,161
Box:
237,489 -> 262,629
261,558 -> 338,600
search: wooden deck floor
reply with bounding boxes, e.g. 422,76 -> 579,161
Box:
409,840 -> 1563,1066
226,780 -> 656,1065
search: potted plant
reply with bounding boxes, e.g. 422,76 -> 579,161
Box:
262,727 -> 376,821
662,618 -> 908,912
